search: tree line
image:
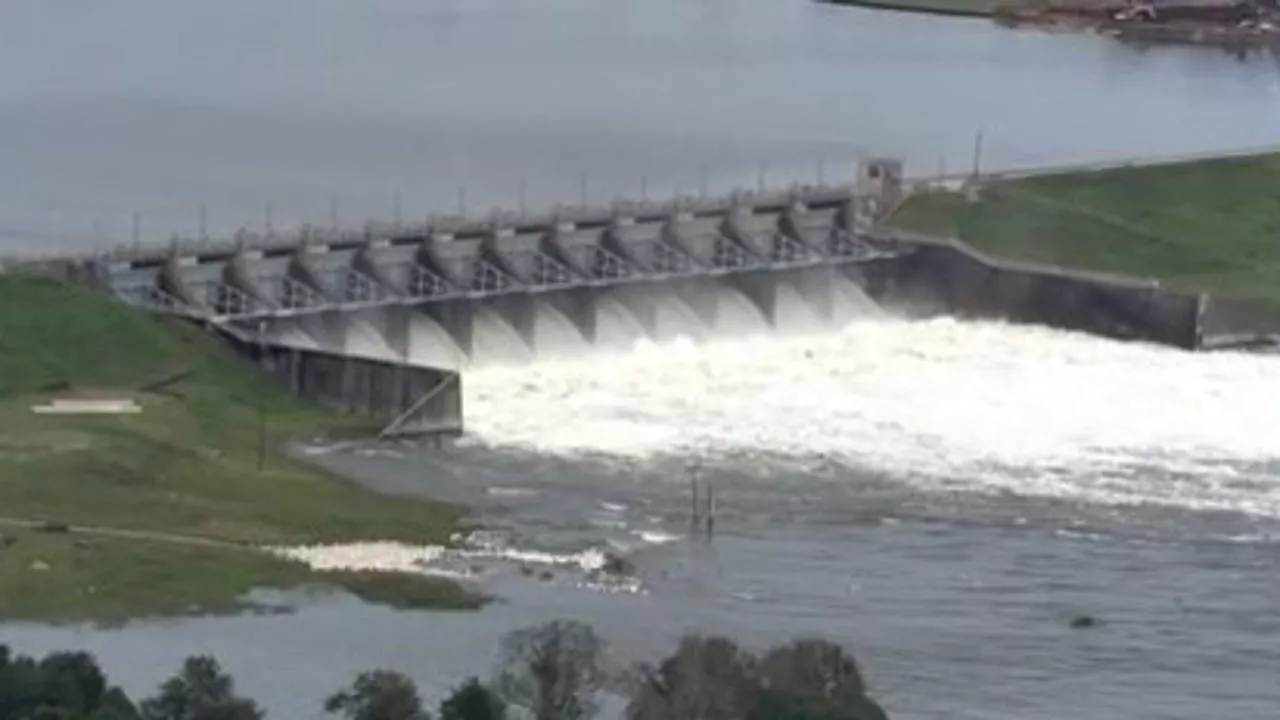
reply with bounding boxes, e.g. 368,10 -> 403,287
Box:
1,619 -> 889,720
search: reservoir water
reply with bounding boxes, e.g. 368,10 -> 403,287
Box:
2,0 -> 1280,252
4,2 -> 1280,719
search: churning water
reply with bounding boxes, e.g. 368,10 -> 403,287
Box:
462,314 -> 1280,519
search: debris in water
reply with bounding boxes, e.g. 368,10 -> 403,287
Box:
1069,614 -> 1100,629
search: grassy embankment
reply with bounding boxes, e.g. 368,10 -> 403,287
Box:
0,274 -> 482,623
888,153 -> 1280,307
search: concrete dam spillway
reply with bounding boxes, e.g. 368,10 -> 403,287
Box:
94,180 -> 1206,374
99,187 -> 914,371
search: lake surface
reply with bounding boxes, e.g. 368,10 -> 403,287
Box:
2,0 -> 1280,252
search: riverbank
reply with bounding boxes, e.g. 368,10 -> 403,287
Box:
0,274 -> 483,623
815,0 -> 1000,19
886,151 -> 1280,318
818,0 -> 1280,50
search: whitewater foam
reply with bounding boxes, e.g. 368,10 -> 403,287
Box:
269,540 -> 609,577
461,318 -> 1280,519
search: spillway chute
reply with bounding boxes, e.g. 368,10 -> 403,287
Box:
529,300 -> 590,360
469,306 -> 534,369
707,285 -> 770,340
407,312 -> 466,371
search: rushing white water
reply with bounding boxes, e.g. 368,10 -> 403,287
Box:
462,318 -> 1280,519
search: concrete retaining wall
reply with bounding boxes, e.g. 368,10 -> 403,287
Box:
864,232 -> 1203,349
1200,294 -> 1280,337
226,334 -> 463,439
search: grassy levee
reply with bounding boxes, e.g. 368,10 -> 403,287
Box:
888,153 -> 1280,315
0,274 -> 482,623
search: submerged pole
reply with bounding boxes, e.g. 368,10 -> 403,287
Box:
704,481 -> 715,540
690,468 -> 701,538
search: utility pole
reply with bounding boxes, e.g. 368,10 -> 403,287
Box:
971,130 -> 985,179
256,320 -> 268,473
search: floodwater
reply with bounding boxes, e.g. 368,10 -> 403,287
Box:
7,314 -> 1280,720
2,0 -> 1280,251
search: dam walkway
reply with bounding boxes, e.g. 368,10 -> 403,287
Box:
97,185 -> 902,326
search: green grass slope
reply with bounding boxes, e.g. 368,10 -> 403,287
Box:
889,154 -> 1280,304
0,274 -> 479,621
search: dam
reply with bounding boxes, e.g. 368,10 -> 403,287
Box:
90,168 -> 913,369
31,159 -> 1206,435
70,159 -> 1204,367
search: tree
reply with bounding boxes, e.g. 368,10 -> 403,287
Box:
139,656 -> 263,720
324,670 -> 430,720
437,678 -> 505,720
625,635 -> 758,720
86,689 -> 143,720
495,620 -> 608,720
626,636 -> 891,720
39,652 -> 109,715
754,640 -> 887,720
0,646 -> 139,720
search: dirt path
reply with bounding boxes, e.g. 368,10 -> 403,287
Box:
0,516 -> 260,552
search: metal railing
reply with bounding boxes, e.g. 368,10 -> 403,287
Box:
112,228 -> 905,324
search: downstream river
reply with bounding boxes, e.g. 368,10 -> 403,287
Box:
8,315 -> 1280,720
4,2 -> 1280,719
2,0 -> 1280,251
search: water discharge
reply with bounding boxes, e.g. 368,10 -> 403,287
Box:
772,281 -> 828,336
462,318 -> 1280,519
470,307 -> 534,369
709,286 -> 770,339
649,293 -> 709,344
407,313 -> 466,370
528,300 -> 590,360
593,295 -> 649,354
